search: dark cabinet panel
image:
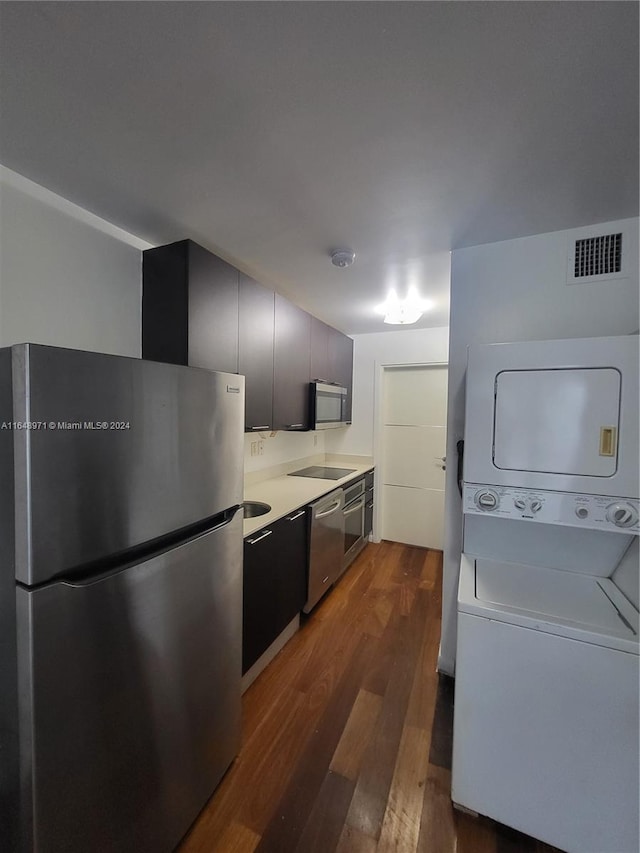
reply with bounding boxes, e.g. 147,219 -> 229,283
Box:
239,274 -> 274,431
364,469 -> 375,538
333,330 -> 354,422
310,317 -> 331,383
273,295 -> 311,431
142,240 -> 239,374
143,241 -> 352,432
242,510 -> 308,674
188,242 -> 239,374
142,242 -> 189,365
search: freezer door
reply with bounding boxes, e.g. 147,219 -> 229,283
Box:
16,511 -> 242,853
10,344 -> 244,585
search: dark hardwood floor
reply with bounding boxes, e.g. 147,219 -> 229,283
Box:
180,541 -> 560,853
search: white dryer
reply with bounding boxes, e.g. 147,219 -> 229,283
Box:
452,335 -> 639,853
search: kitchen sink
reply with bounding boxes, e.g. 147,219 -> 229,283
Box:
242,501 -> 271,519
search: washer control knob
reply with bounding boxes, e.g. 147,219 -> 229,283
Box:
606,503 -> 638,528
475,489 -> 499,511
514,499 -> 526,510
575,506 -> 589,520
530,499 -> 542,513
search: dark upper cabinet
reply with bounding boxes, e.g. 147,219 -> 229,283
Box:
142,241 -> 189,365
238,274 -> 275,431
143,240 -> 353,432
273,295 -> 311,431
331,327 -> 354,422
310,317 -> 331,382
311,318 -> 354,421
142,240 -> 238,375
242,509 -> 308,674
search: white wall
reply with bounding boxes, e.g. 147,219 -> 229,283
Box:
440,217 -> 640,676
0,167 -> 148,357
244,430 -> 325,473
325,326 -> 450,457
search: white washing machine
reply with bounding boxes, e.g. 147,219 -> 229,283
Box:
452,335 -> 639,853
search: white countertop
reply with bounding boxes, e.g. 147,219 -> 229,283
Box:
243,461 -> 374,537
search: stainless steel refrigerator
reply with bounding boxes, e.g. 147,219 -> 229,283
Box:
0,344 -> 245,852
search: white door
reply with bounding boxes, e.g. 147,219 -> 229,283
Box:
380,365 -> 448,549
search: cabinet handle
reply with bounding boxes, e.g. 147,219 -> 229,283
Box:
247,529 -> 273,545
250,425 -> 270,431
286,510 -> 305,521
322,575 -> 330,585
366,501 -> 374,509
286,423 -> 304,429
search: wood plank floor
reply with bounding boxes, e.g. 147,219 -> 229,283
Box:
180,541 -> 560,853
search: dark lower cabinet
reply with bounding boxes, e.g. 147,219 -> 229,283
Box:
364,469 -> 375,537
273,295 -> 311,431
242,508 -> 308,674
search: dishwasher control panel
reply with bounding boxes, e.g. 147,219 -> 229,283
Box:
463,483 -> 639,533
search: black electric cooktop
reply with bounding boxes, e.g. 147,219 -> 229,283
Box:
288,466 -> 356,480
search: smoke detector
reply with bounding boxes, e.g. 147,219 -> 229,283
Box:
331,249 -> 356,268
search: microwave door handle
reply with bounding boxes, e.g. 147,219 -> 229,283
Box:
315,501 -> 342,519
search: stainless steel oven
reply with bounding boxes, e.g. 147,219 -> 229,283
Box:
341,478 -> 366,572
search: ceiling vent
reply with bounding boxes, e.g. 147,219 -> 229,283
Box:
567,228 -> 627,285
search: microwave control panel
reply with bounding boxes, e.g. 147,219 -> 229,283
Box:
463,483 -> 639,534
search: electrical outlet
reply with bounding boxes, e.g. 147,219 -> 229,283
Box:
258,440 -> 265,456
250,441 -> 258,457
313,434 -> 318,447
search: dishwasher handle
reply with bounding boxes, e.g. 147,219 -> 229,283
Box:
315,500 -> 342,519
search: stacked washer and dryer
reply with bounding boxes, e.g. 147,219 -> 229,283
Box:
451,335 -> 639,853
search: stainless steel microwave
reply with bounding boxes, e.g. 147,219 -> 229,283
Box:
310,382 -> 350,430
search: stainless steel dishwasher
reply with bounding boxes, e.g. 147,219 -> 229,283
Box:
304,487 -> 345,612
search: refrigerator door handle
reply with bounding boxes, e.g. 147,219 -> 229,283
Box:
46,508 -> 241,589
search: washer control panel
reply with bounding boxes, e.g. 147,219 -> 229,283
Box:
464,484 -> 639,533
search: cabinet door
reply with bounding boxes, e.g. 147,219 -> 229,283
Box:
142,240 -> 240,375
333,330 -> 354,422
310,317 -> 331,382
242,511 -> 308,674
364,469 -> 374,537
239,274 -> 274,432
274,509 -> 308,631
187,242 -> 239,374
243,525 -> 280,674
364,492 -> 374,538
142,241 -> 189,365
273,295 -> 311,431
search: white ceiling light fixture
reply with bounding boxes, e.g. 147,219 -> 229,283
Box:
331,249 -> 356,268
376,287 -> 434,325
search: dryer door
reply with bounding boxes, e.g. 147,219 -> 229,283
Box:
493,367 -> 621,477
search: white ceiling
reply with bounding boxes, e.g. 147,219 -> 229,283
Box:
0,2 -> 637,334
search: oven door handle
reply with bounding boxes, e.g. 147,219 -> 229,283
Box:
344,497 -> 366,515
